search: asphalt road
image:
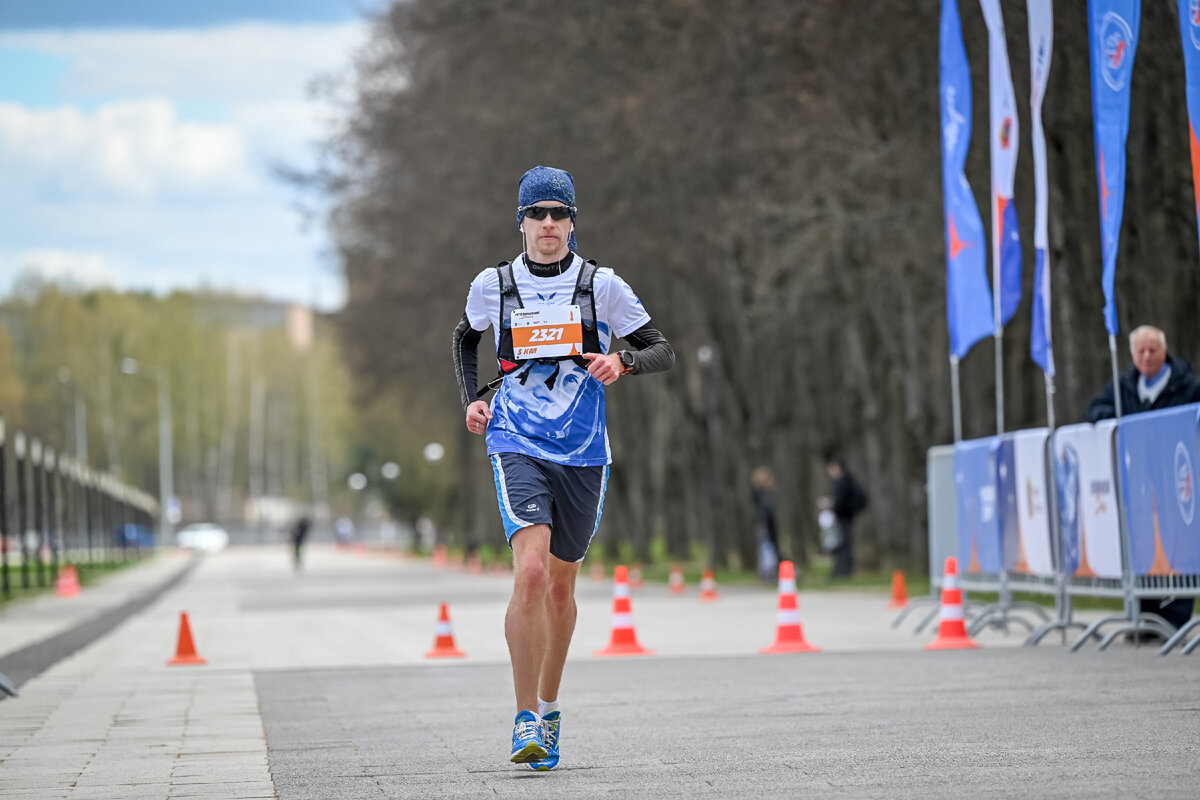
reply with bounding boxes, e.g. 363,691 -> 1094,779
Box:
2,547 -> 1196,799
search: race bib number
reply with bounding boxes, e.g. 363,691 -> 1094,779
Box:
511,305 -> 584,360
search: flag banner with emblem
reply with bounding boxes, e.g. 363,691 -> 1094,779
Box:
980,0 -> 1023,329
941,0 -> 993,359
1089,0 -> 1140,336
1054,421 -> 1123,579
1177,0 -> 1200,259
1028,0 -> 1055,376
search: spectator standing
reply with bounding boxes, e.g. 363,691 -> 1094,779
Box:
751,467 -> 781,582
826,458 -> 867,578
1084,325 -> 1200,632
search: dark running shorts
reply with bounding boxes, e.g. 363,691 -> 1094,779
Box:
490,452 -> 609,563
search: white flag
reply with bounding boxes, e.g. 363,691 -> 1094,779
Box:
980,0 -> 1023,328
1028,0 -> 1055,376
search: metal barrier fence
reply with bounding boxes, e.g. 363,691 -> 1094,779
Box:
0,414 -> 158,599
915,404 -> 1200,655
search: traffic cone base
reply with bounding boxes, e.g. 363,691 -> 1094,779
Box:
760,634 -> 820,654
167,612 -> 207,666
426,602 -> 466,658
924,633 -> 979,651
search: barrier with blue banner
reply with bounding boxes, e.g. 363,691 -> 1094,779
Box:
926,408 -> 1200,653
1118,404 -> 1200,576
1011,429 -> 1054,577
954,437 -> 1003,577
1054,420 -> 1123,582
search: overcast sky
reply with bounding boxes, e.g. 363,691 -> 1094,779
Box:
0,1 -> 380,310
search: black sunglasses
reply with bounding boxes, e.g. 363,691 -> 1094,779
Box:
520,205 -> 575,221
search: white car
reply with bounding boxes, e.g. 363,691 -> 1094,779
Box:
176,523 -> 230,553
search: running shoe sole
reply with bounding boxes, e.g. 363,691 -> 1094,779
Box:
510,741 -> 549,763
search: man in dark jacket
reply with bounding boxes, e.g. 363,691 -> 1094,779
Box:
1084,325 -> 1200,632
826,458 -> 867,578
1085,325 -> 1200,422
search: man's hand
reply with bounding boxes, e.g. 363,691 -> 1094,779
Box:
582,352 -> 625,386
465,399 -> 493,435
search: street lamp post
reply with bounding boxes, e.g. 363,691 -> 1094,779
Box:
56,367 -> 88,464
121,357 -> 175,541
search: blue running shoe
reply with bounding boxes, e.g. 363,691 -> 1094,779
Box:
510,710 -> 547,763
527,710 -> 561,771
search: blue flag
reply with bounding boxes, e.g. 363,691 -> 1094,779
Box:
1089,0 -> 1140,337
941,0 -> 994,359
1178,0 -> 1200,258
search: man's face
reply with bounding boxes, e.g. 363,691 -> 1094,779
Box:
1131,331 -> 1166,379
521,202 -> 573,261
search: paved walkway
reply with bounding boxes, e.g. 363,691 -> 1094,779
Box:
0,546 -> 1195,799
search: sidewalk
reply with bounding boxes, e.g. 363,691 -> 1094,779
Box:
0,545 -> 1178,799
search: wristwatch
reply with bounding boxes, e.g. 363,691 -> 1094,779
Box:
619,350 -> 636,375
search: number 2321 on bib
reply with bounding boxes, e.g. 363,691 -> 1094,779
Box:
510,305 -> 584,360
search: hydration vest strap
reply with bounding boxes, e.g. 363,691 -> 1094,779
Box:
490,255 -> 603,391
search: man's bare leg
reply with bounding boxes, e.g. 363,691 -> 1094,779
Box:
538,555 -> 580,704
506,525 -> 551,713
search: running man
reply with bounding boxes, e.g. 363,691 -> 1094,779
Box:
451,165 -> 674,769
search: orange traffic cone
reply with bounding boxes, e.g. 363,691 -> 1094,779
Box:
699,569 -> 718,602
167,612 -> 207,666
924,557 -> 979,650
668,564 -> 685,595
467,552 -> 483,575
629,563 -> 643,590
590,561 -> 605,583
594,565 -> 653,656
888,570 -> 908,609
54,564 -> 80,598
425,603 -> 466,658
760,561 -> 820,653
431,544 -> 447,568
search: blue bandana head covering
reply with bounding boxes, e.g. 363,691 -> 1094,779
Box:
517,165 -> 577,252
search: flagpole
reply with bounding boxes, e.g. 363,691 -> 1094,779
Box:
994,333 -> 1004,435
993,237 -> 1005,435
1108,334 -> 1123,419
992,169 -> 1003,437
951,356 -> 963,442
1043,375 -> 1055,431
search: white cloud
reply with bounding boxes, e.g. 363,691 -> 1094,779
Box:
0,23 -> 368,105
0,99 -> 250,197
0,21 -> 365,310
5,248 -> 119,287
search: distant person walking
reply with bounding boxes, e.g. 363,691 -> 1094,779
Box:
826,458 -> 867,579
1084,325 -> 1200,632
451,166 -> 674,770
291,516 -> 311,573
751,467 -> 781,582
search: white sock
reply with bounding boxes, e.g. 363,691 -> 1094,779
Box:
538,697 -> 560,717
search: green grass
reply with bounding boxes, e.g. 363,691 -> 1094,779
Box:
0,557 -> 150,609
412,540 -> 935,597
